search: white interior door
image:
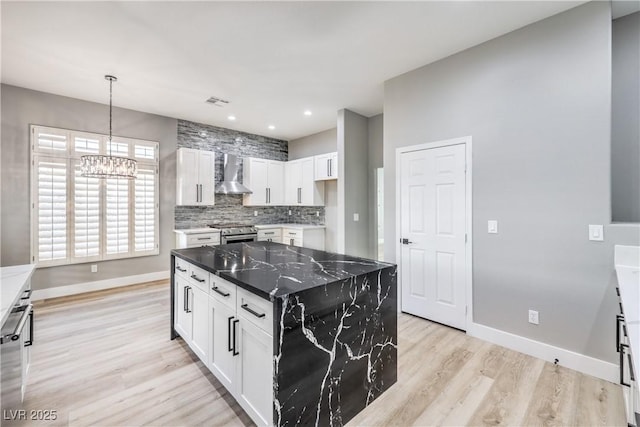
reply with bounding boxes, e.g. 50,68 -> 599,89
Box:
400,143 -> 467,330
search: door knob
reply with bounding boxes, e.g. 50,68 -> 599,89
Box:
401,238 -> 413,245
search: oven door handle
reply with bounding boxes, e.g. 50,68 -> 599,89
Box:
1,304 -> 33,344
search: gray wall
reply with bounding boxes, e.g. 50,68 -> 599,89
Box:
289,128 -> 337,160
384,2 -> 638,363
612,12 -> 640,223
1,84 -> 177,290
290,128 -> 338,252
368,114 -> 384,258
338,109 -> 370,258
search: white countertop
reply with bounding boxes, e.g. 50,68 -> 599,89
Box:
255,224 -> 325,230
1,264 -> 35,326
174,228 -> 220,234
615,245 -> 640,373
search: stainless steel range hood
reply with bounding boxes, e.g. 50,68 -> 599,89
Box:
215,154 -> 252,194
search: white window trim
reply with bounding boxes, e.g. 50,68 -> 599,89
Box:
30,125 -> 160,268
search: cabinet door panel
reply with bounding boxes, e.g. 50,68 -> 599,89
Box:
177,148 -> 199,205
244,159 -> 268,206
198,150 -> 216,205
175,275 -> 192,340
284,161 -> 301,205
236,318 -> 273,427
267,161 -> 284,205
329,152 -> 339,179
191,286 -> 209,361
209,297 -> 236,391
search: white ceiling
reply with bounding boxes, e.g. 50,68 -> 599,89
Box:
2,1 -> 588,141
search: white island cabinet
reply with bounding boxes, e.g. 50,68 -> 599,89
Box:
173,257 -> 273,427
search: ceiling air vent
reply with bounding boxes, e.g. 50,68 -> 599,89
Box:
205,96 -> 230,107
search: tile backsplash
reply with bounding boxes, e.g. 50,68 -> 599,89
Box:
175,120 -> 325,228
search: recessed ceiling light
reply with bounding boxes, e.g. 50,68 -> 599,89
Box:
268,125 -> 276,130
228,115 -> 236,121
303,110 -> 312,116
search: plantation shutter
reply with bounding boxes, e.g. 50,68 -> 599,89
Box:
31,125 -> 159,266
35,156 -> 68,262
74,161 -> 100,258
105,178 -> 129,254
134,167 -> 156,252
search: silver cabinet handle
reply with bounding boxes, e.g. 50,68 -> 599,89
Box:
196,237 -> 211,241
265,188 -> 268,204
327,158 -> 330,177
186,287 -> 193,313
176,266 -> 187,272
196,184 -> 199,202
329,158 -> 332,177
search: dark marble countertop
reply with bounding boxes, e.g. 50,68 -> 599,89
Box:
171,241 -> 395,300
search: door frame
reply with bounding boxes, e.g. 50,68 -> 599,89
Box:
395,136 -> 473,330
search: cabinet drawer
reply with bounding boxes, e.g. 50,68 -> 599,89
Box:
210,275 -> 237,309
283,229 -> 301,239
175,257 -> 190,277
258,229 -> 282,241
237,288 -> 273,336
186,232 -> 220,247
189,264 -> 210,293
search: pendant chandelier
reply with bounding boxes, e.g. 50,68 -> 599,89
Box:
81,75 -> 137,179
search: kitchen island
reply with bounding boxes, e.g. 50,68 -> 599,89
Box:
170,241 -> 397,427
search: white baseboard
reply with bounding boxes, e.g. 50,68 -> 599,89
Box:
32,271 -> 170,301
467,322 -> 618,383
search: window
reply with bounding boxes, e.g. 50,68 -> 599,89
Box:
31,125 -> 159,267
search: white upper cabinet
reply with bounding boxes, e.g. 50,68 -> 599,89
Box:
243,158 -> 284,206
285,157 -> 324,206
314,152 -> 338,181
176,148 -> 215,206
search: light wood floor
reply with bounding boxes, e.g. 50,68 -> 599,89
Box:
19,280 -> 625,427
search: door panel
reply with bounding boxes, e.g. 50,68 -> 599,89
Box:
400,143 -> 467,330
209,297 -> 236,390
267,161 -> 284,205
177,149 -> 198,205
190,286 -> 208,360
235,318 -> 273,426
198,150 -> 215,205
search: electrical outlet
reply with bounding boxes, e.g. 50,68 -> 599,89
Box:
488,220 -> 498,234
288,210 -> 292,216
316,211 -> 319,217
254,210 -> 258,217
91,264 -> 98,273
528,309 -> 539,325
353,213 -> 359,222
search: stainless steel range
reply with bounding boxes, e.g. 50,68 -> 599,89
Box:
208,223 -> 258,245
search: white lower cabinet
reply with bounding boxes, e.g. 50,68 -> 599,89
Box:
175,274 -> 192,340
235,316 -> 273,426
190,286 -> 209,361
208,296 -> 236,390
175,257 -> 273,426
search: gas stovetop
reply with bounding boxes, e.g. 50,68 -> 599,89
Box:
207,224 -> 257,236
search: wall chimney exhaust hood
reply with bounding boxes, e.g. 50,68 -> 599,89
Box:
215,154 -> 252,194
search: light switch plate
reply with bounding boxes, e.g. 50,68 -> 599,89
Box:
589,224 -> 604,241
353,213 -> 360,222
488,220 -> 498,234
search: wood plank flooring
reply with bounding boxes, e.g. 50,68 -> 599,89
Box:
15,280 -> 625,426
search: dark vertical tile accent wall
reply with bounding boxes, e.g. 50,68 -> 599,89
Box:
175,120 -> 325,228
